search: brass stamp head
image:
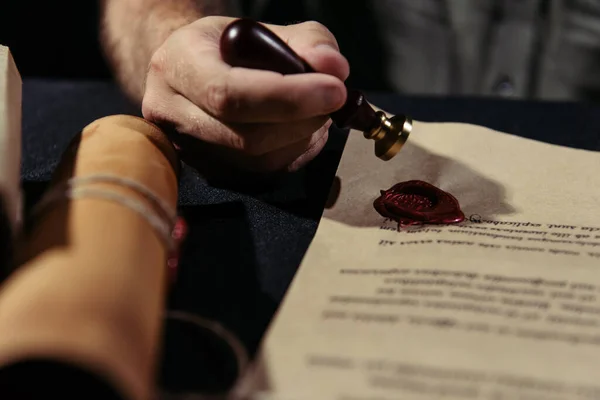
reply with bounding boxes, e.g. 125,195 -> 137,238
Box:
219,19 -> 414,162
363,111 -> 413,161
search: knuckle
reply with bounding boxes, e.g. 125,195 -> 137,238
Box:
302,20 -> 328,33
204,78 -> 238,118
141,91 -> 182,129
197,16 -> 232,34
147,48 -> 168,76
193,19 -> 222,43
141,93 -> 163,123
231,131 -> 270,156
300,20 -> 338,48
227,133 -> 247,153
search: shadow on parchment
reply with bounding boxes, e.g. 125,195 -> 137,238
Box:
158,201 -> 278,399
324,140 -> 517,226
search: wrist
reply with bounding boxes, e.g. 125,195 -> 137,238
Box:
101,0 -> 208,103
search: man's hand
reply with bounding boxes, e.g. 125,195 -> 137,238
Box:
141,16 -> 349,173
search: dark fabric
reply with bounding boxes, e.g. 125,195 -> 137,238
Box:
18,80 -> 600,395
0,359 -> 126,400
0,1 -> 110,80
0,198 -> 13,280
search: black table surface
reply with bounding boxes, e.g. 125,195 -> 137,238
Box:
20,79 -> 600,390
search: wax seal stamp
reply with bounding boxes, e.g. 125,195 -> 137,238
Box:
374,180 -> 465,228
220,18 -> 412,161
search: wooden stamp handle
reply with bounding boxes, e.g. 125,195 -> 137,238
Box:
220,18 -> 379,132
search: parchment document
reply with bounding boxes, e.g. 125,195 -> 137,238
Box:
240,112 -> 600,400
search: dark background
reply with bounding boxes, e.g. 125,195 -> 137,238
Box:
0,1 -> 110,80
0,1 -> 310,81
0,1 -> 386,91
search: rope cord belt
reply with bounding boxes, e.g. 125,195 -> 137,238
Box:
30,174 -> 178,252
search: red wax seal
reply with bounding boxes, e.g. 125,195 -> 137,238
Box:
374,180 -> 465,228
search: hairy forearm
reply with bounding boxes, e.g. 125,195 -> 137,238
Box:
99,0 -> 231,103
